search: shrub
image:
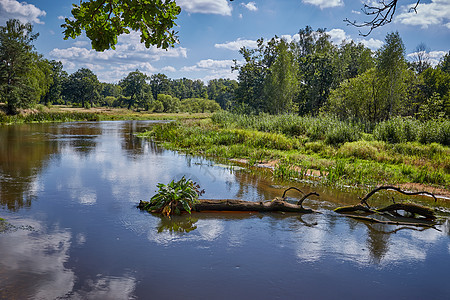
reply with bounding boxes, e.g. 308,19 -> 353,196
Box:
142,176 -> 204,216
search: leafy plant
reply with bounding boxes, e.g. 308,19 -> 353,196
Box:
145,177 -> 204,216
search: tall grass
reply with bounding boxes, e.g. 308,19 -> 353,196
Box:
214,111 -> 450,146
0,111 -> 100,124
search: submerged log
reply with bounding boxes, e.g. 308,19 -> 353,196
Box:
139,187 -> 319,215
376,203 -> 436,220
139,198 -> 316,214
194,199 -> 315,213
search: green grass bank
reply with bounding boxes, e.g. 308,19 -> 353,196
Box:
139,111 -> 450,194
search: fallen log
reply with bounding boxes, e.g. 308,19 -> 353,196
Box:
139,198 -> 316,214
376,203 -> 436,220
345,215 -> 439,229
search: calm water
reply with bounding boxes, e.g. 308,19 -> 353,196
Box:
0,121 -> 449,300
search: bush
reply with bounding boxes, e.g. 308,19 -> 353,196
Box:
374,117 -> 420,144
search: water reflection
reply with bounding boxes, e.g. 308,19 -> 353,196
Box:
1,121 -> 449,299
0,218 -> 74,299
0,124 -> 58,210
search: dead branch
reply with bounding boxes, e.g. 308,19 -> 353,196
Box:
359,185 -> 437,206
346,215 -> 439,230
344,0 -> 421,36
280,187 -> 319,208
376,203 -> 436,220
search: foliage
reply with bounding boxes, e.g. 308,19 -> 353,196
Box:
157,94 -> 180,113
143,177 -> 204,216
119,70 -> 152,110
62,0 -> 181,51
0,19 -> 50,114
180,98 -> 221,113
62,68 -> 101,108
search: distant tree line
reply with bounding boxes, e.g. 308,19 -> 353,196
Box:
1,19 -> 448,123
232,25 -> 449,122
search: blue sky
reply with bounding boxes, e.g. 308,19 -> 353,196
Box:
0,0 -> 449,83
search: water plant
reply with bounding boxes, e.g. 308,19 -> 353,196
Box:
142,176 -> 204,216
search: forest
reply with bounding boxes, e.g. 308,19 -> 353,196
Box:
1,19 -> 449,124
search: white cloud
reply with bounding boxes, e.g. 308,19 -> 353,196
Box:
49,32 -> 187,82
359,38 -> 384,50
302,0 -> 344,9
242,2 -> 258,11
178,0 -> 232,16
161,66 -> 176,73
0,0 -> 46,24
215,38 -> 258,51
181,59 -> 237,82
351,9 -> 361,15
407,50 -> 447,66
396,0 -> 450,28
326,28 -> 351,45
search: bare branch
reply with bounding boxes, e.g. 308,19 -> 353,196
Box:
344,0 -> 421,36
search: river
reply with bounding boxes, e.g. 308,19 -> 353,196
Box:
0,121 -> 449,299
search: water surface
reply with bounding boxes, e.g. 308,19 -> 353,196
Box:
1,121 -> 449,299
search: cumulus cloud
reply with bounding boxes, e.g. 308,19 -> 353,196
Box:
359,38 -> 384,50
49,32 -> 186,82
242,2 -> 258,11
326,28 -> 351,45
0,0 -> 46,24
396,0 -> 450,28
407,50 -> 447,66
178,0 -> 232,16
302,0 -> 344,9
181,59 -> 237,82
215,38 -> 258,51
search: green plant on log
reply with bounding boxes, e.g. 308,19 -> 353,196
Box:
144,177 -> 204,216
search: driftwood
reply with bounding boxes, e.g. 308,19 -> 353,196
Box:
139,187 -> 320,214
346,215 -> 439,230
334,185 -> 439,227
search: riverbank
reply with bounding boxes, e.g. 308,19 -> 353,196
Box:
0,105 -> 211,124
138,112 -> 450,198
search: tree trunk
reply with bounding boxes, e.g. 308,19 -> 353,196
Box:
139,199 -> 316,214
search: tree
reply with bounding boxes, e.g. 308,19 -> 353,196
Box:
62,68 -> 100,108
376,31 -> 408,119
41,60 -> 67,105
157,94 -> 180,113
410,42 -> 431,74
438,51 -> 450,74
264,38 -> 299,114
0,19 -> 41,114
149,73 -> 172,99
295,26 -> 338,115
63,0 -> 181,51
119,70 -> 152,110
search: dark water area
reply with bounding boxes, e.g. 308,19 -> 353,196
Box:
1,121 -> 449,300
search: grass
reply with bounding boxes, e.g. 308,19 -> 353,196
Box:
139,112 -> 450,190
0,105 -> 212,125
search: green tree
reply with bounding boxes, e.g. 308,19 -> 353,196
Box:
438,51 -> 450,74
264,38 -> 299,114
63,0 -> 181,51
375,31 -> 408,119
41,60 -> 67,105
0,19 -> 42,114
157,94 -> 180,113
149,73 -> 172,99
207,79 -> 237,109
119,70 -> 152,110
295,26 -> 339,115
62,68 -> 100,108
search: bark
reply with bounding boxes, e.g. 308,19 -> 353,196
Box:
139,198 -> 316,214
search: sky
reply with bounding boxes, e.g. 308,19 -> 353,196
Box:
0,0 -> 449,83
